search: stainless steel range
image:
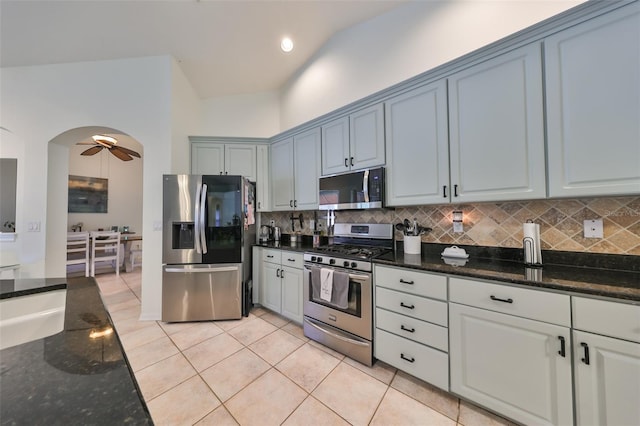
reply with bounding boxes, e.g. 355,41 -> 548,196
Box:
303,223 -> 394,366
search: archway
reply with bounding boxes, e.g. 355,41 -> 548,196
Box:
46,126 -> 143,277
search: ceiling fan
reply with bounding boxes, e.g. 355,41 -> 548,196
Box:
78,135 -> 141,161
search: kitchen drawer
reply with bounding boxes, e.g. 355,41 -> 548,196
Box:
376,307 -> 448,352
280,250 -> 303,269
376,287 -> 447,327
375,328 -> 449,390
449,277 -> 570,326
262,248 -> 282,264
375,265 -> 447,301
573,297 -> 640,343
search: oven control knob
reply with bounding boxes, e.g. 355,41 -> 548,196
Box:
317,257 -> 323,263
343,261 -> 350,268
311,256 -> 317,262
329,259 -> 336,265
350,262 -> 358,268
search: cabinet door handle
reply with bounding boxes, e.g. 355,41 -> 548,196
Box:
558,336 -> 566,357
443,185 -> 447,198
400,325 -> 415,333
219,171 -> 223,175
276,268 -> 280,278
280,269 -> 284,278
581,342 -> 590,365
290,200 -> 293,208
454,184 -> 459,197
345,158 -> 348,167
400,302 -> 415,310
490,295 -> 513,304
399,279 -> 414,285
294,200 -> 297,208
350,157 -> 354,167
258,201 -> 261,209
400,353 -> 415,363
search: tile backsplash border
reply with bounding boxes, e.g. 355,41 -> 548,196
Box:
260,196 -> 640,256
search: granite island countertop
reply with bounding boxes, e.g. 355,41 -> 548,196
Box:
0,277 -> 152,425
0,277 -> 67,299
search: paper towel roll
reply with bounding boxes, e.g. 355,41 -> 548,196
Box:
523,222 -> 542,266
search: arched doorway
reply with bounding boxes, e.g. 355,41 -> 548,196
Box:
46,126 -> 143,277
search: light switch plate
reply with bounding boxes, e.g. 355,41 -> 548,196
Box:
453,222 -> 464,233
583,219 -> 603,238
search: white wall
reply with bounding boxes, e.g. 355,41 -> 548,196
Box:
171,59 -> 202,174
199,91 -> 280,137
0,56 -> 174,321
279,0 -> 585,129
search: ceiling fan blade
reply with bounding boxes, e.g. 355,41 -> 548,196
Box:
114,145 -> 141,158
77,141 -> 97,145
81,146 -> 104,156
109,147 -> 133,161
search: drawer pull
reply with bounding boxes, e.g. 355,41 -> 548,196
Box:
490,295 -> 513,304
400,302 -> 415,310
400,325 -> 415,333
267,255 -> 274,258
287,258 -> 296,262
399,279 -> 414,285
400,353 -> 415,363
581,342 -> 590,365
558,336 -> 566,357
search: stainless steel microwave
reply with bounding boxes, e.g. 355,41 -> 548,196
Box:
319,167 -> 384,210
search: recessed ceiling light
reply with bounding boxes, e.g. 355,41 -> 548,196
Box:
280,37 -> 294,53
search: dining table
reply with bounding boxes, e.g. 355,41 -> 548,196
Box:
120,232 -> 142,272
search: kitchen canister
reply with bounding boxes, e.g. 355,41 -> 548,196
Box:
404,235 -> 421,255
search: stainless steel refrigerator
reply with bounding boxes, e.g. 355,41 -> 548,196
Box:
162,174 -> 255,321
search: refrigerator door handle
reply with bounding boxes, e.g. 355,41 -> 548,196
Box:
194,182 -> 202,254
164,266 -> 239,273
200,183 -> 208,254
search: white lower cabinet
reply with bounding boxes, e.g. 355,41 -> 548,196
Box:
374,265 -> 449,390
448,278 -> 573,426
572,297 -> 640,425
259,248 -> 303,323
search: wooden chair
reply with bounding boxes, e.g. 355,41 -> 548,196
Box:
90,231 -> 121,277
66,232 -> 90,277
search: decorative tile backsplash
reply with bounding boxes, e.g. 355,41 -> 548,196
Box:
260,196 -> 640,255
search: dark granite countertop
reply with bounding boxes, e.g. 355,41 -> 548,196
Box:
0,277 -> 153,425
376,243 -> 640,302
0,277 -> 67,300
255,239 -> 639,302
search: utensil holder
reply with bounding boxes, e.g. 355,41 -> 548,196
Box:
404,236 -> 421,255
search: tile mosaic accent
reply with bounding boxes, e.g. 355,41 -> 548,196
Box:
261,197 -> 640,255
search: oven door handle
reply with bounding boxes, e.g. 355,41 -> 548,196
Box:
304,318 -> 370,347
304,265 -> 371,282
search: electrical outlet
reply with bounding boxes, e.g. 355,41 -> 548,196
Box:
28,221 -> 41,232
270,220 -> 275,227
453,222 -> 463,233
583,219 -> 603,238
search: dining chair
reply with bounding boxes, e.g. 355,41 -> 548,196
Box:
90,231 -> 121,277
66,232 -> 90,277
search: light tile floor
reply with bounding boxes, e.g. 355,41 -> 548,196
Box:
94,271 -> 516,426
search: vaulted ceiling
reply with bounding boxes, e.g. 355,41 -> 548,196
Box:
0,0 -> 407,99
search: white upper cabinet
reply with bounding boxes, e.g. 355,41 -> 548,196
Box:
321,117 -> 350,175
321,104 -> 385,176
270,128 -> 321,211
270,138 -> 295,211
255,145 -> 270,212
191,141 -> 257,182
385,81 -> 449,206
448,43 -> 546,202
225,145 -> 256,181
293,127 -> 322,210
350,104 -> 385,171
545,3 -> 640,197
191,143 -> 224,175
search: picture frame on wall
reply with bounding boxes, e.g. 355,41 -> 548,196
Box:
111,226 -> 119,232
68,175 -> 108,213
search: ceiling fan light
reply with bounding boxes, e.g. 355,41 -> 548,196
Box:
92,134 -> 117,145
